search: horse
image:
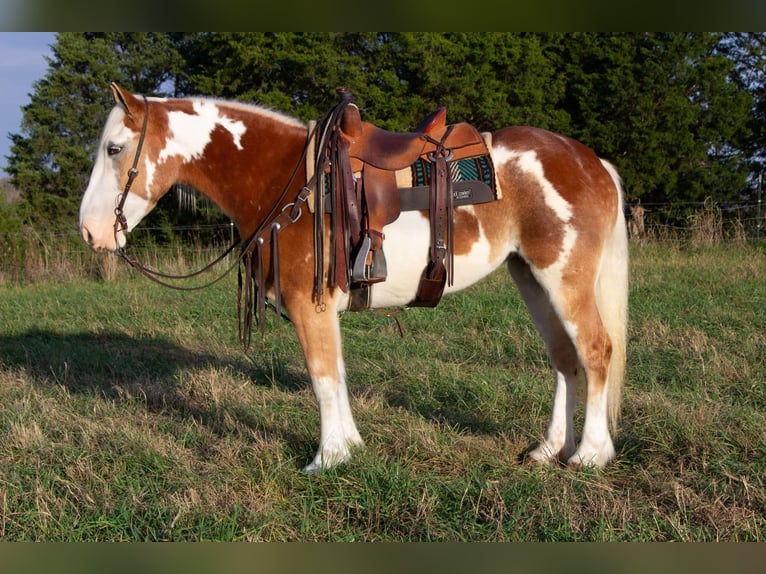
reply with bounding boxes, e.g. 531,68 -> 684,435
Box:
79,83 -> 629,473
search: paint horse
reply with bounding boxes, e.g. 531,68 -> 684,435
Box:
79,84 -> 629,473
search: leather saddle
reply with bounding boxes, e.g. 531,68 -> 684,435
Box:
311,90 -> 495,310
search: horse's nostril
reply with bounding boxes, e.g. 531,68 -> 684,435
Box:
81,225 -> 95,247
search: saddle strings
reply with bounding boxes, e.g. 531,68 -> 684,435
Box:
311,88 -> 357,311
240,91 -> 356,343
237,117 -> 324,347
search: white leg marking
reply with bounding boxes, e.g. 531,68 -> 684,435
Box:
303,325 -> 363,473
303,371 -> 363,473
304,375 -> 350,473
569,383 -> 615,467
528,370 -> 576,463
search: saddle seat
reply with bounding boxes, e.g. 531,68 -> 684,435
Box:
339,104 -> 448,171
339,104 -> 487,173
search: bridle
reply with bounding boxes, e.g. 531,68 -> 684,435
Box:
111,95 -> 253,292
108,92 -> 325,347
113,95 -> 149,241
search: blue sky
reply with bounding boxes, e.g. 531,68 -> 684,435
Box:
0,32 -> 55,177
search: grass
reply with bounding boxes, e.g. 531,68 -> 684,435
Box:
0,242 -> 764,541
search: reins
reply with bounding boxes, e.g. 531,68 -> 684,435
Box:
111,93 -> 328,347
112,95 -> 245,292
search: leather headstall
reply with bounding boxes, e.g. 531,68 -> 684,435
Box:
113,95 -> 149,244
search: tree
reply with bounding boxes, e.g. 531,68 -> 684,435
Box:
550,33 -> 754,205
718,32 -> 766,180
7,32 -> 183,228
390,33 -> 569,132
177,33 -> 384,121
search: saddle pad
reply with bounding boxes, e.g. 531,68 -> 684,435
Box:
410,154 -> 495,189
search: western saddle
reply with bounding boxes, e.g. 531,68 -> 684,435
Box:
310,89 -> 496,311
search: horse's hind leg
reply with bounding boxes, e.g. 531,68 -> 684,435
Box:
508,255 -> 579,464
508,254 -> 616,467
287,297 -> 363,472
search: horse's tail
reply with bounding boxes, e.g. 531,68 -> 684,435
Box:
596,159 -> 629,433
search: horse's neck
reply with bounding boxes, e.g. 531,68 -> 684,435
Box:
179,119 -> 308,239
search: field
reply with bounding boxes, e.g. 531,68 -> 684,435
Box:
0,242 -> 764,541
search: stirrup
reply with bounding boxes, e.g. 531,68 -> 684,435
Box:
370,248 -> 387,282
351,236 -> 371,282
351,236 -> 388,284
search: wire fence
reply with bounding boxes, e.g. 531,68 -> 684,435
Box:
0,222 -> 240,285
625,198 -> 763,244
0,200 -> 764,285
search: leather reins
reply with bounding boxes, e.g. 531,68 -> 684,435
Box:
112,95 -> 243,292
110,93 -> 328,347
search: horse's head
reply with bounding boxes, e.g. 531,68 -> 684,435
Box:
79,83 -> 174,251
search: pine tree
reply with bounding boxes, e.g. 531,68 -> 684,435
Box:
552,33 -> 754,204
7,33 -> 182,228
5,32 -> 761,234
718,32 -> 766,181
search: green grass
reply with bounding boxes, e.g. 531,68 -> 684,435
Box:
0,242 -> 764,541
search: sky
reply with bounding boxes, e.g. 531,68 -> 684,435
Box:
0,32 -> 55,178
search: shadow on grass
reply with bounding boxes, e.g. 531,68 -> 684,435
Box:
2,328 -> 622,469
0,328 -> 315,464
0,327 -> 308,391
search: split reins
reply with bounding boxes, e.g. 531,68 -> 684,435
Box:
113,95 -> 243,292
110,92 -> 343,347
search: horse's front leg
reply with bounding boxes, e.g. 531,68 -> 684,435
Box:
288,296 -> 363,473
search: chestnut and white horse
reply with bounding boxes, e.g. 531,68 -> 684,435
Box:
79,84 -> 628,473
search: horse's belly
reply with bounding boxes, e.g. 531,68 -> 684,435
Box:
361,209 -> 507,309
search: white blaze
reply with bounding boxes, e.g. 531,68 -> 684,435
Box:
79,106 -> 152,250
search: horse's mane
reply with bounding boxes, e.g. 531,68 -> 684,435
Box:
163,95 -> 307,131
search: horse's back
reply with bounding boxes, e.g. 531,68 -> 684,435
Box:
490,126 -> 621,244
492,125 -> 617,193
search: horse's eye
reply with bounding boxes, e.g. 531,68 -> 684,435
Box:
107,144 -> 123,157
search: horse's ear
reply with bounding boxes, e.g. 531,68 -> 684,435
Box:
110,82 -> 138,120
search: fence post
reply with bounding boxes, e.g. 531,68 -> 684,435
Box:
758,173 -> 762,240
102,251 -> 116,281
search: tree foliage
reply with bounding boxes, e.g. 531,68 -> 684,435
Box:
7,32 -> 183,228
552,33 -> 755,204
5,32 -> 765,233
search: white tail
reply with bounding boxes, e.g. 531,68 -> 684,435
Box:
596,159 -> 629,432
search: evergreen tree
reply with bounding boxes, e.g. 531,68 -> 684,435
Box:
390,32 -> 568,132
7,32 -> 182,228
177,32 -> 381,121
718,32 -> 766,180
551,33 -> 754,204
5,32 -> 761,235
